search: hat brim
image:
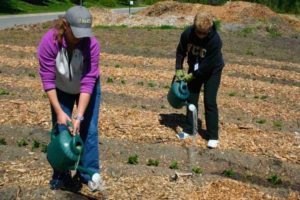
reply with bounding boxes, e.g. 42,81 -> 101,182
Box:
70,26 -> 93,38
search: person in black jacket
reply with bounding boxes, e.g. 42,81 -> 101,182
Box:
175,12 -> 225,148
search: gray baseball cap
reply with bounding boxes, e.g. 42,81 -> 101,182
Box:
65,6 -> 93,38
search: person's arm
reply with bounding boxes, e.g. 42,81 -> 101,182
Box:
175,30 -> 189,70
71,37 -> 100,135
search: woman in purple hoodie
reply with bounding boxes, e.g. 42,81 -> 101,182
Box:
37,6 -> 104,192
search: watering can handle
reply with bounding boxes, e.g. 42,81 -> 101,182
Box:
171,75 -> 176,84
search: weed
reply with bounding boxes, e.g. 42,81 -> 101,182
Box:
147,159 -> 159,167
128,154 -> 139,165
228,92 -> 237,97
268,174 -> 282,185
273,120 -> 283,128
137,81 -> 144,86
0,138 -> 7,145
148,81 -> 156,88
192,167 -> 203,174
31,140 -> 40,150
169,161 -> 179,169
222,168 -> 235,177
0,88 -> 10,95
17,138 -> 28,147
41,143 -> 48,153
28,73 -> 36,78
107,76 -> 114,83
256,119 -> 267,124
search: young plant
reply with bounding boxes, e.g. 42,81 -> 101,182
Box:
268,174 -> 282,185
169,161 -> 179,169
115,64 -> 121,68
137,81 -> 144,86
41,143 -> 48,153
192,167 -> 203,174
148,81 -> 156,88
0,88 -> 9,95
222,168 -> 235,177
256,119 -> 267,124
121,79 -> 126,85
228,92 -> 237,97
107,76 -> 114,83
147,159 -> 159,167
31,140 -> 40,151
17,138 -> 28,147
0,138 -> 7,145
28,73 -> 36,78
128,154 -> 139,165
273,120 -> 283,128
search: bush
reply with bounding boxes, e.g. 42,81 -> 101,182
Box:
101,0 -> 118,7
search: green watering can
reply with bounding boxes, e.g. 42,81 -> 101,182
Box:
167,76 -> 190,109
47,123 -> 94,178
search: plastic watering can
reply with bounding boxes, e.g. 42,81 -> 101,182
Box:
47,123 -> 94,178
167,76 -> 190,109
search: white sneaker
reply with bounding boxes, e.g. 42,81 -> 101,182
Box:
207,140 -> 219,148
88,173 -> 106,192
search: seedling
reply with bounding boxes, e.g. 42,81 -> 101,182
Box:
266,25 -> 281,37
28,73 -> 36,78
268,174 -> 282,185
115,64 -> 121,68
41,143 -> 48,153
228,92 -> 237,97
256,119 -> 266,124
0,88 -> 9,95
31,140 -> 40,150
273,120 -> 283,128
0,138 -> 7,145
192,167 -> 203,174
137,81 -> 144,86
42,93 -> 48,98
222,168 -> 235,177
169,161 -> 179,169
107,76 -> 114,83
246,49 -> 254,56
17,138 -> 28,147
160,105 -> 166,109
147,159 -> 159,167
120,79 -> 126,85
148,81 -> 156,88
128,154 -> 139,165
163,85 -> 170,89
260,95 -> 268,100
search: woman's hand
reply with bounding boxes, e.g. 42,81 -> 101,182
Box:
57,111 -> 72,126
70,119 -> 81,136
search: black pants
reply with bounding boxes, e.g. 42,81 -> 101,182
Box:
187,67 -> 223,140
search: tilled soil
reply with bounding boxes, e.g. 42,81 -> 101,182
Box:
0,3 -> 300,199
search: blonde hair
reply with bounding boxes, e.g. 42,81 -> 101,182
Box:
53,18 -> 66,45
194,12 -> 213,31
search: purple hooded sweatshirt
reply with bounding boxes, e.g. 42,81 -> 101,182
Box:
38,28 -> 100,94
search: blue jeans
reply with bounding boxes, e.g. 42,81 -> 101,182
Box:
51,78 -> 101,182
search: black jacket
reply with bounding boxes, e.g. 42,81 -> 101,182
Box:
175,24 -> 224,76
